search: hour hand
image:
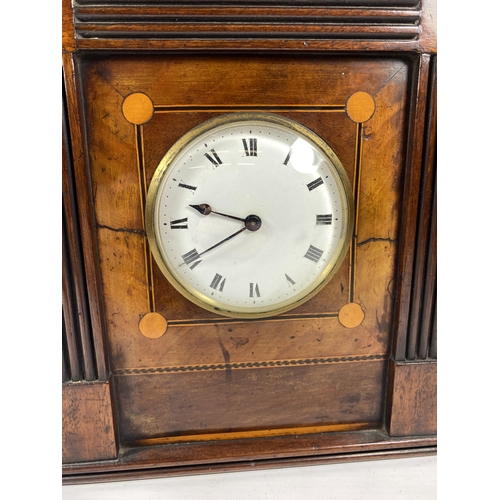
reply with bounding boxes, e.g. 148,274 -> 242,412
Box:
189,203 -> 212,216
189,204 -> 246,223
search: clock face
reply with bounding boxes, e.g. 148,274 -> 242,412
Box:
146,113 -> 354,318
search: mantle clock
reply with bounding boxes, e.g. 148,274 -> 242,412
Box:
62,0 -> 437,483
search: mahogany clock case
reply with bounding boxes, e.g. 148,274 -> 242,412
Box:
62,0 -> 437,485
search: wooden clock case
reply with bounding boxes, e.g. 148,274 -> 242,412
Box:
62,0 -> 437,484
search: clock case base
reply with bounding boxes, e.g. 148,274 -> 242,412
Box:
62,359 -> 436,484
64,435 -> 436,485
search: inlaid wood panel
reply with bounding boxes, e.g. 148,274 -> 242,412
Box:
75,53 -> 410,443
116,360 -> 387,443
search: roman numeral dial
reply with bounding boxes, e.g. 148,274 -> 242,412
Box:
146,113 -> 353,319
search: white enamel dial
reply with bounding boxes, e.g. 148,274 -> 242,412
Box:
146,113 -> 354,318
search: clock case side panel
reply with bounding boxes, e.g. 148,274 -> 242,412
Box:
63,52 -> 110,382
63,92 -> 94,384
63,52 -> 119,464
386,54 -> 437,438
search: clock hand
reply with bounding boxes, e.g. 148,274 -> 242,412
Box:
189,203 -> 246,223
198,214 -> 262,256
179,226 -> 247,267
197,226 -> 247,258
179,213 -> 262,267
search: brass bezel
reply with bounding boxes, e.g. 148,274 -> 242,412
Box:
145,112 -> 354,319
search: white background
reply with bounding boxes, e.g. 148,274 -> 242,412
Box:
62,456 -> 436,500
3,3 -> 499,499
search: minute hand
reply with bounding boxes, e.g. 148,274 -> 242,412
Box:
179,226 -> 247,267
189,204 -> 246,223
179,212 -> 262,267
198,227 -> 247,258
195,213 -> 262,258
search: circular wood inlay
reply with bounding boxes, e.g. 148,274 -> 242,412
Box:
338,302 -> 365,328
139,312 -> 167,339
122,92 -> 154,125
346,92 -> 375,123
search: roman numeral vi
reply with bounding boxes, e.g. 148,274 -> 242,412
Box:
249,283 -> 261,298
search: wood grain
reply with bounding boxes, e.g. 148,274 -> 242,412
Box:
62,0 -> 75,52
391,54 -> 432,361
419,0 -> 437,53
74,5 -> 420,23
74,54 -> 409,447
63,52 -> 109,381
386,360 -> 437,436
77,38 -> 422,52
74,0 -> 420,5
73,2 -> 421,44
139,312 -> 167,339
63,430 -> 435,484
392,54 -> 437,362
115,359 -> 387,442
62,382 -> 117,463
80,54 -> 406,364
63,97 -> 94,381
411,56 -> 437,360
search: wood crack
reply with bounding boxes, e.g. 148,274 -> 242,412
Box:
357,236 -> 397,247
96,223 -> 145,235
373,63 -> 407,96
